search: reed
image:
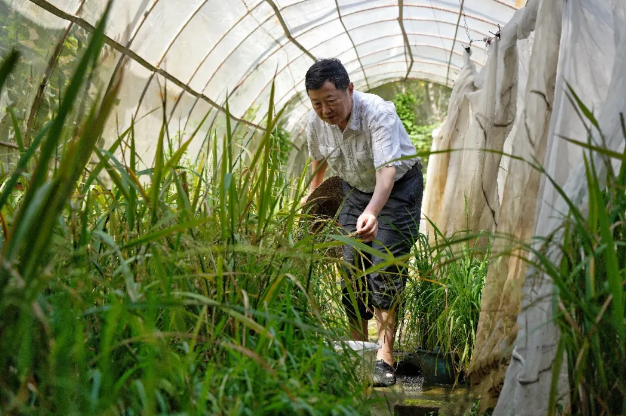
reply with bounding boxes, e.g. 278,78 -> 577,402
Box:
0,11 -> 371,415
532,89 -> 626,416
397,228 -> 489,379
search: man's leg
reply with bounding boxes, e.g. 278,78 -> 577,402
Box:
371,167 -> 423,366
339,180 -> 375,339
374,306 -> 397,366
368,237 -> 412,387
348,316 -> 368,341
341,259 -> 374,339
340,221 -> 375,340
369,240 -> 410,364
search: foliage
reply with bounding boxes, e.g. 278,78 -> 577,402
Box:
462,399 -> 492,416
271,125 -> 292,168
409,123 -> 440,160
243,103 -> 293,168
393,91 -> 421,131
397,230 -> 489,378
392,91 -> 439,175
369,80 -> 450,127
0,12 -> 372,415
0,2 -> 106,147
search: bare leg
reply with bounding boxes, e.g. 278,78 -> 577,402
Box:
348,316 -> 369,341
374,308 -> 396,367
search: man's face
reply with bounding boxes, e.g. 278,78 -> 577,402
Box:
308,81 -> 354,129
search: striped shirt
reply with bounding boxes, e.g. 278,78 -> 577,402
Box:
306,91 -> 420,193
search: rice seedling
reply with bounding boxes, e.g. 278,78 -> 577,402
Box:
0,10 -> 374,415
522,91 -> 626,415
397,227 -> 489,380
461,88 -> 626,414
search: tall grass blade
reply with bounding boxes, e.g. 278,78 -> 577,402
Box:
548,336 -> 565,416
151,119 -> 166,224
2,3 -> 111,272
584,155 -> 624,335
0,122 -> 50,214
8,107 -> 24,153
0,49 -> 19,94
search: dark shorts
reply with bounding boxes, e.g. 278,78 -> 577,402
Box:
339,163 -> 423,321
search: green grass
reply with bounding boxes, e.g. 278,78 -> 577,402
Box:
523,88 -> 626,416
6,7 -> 623,416
0,12 -> 373,415
397,228 -> 489,380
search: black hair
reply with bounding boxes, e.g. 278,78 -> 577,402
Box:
305,58 -> 350,92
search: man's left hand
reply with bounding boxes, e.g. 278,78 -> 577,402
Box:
356,211 -> 378,243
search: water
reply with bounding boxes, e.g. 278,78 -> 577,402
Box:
370,375 -> 473,416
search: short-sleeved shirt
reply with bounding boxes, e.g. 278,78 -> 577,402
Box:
306,91 -> 420,193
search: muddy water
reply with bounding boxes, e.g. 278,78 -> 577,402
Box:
366,324 -> 472,415
370,375 -> 473,416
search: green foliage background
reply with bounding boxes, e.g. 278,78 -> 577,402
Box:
392,91 -> 439,174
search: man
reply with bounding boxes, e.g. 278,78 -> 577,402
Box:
302,58 -> 423,387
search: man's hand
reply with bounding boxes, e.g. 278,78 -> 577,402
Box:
356,210 -> 378,243
355,166 -> 395,243
300,194 -> 309,207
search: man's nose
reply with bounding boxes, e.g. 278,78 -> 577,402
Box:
321,103 -> 331,115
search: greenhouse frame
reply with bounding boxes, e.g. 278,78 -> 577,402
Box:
1,0 -> 625,414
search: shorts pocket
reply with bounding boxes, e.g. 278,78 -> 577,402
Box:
411,172 -> 424,205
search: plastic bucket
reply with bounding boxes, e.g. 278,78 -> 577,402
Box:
333,341 -> 381,383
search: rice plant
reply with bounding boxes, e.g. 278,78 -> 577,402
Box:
524,90 -> 626,416
0,10 -> 373,415
397,227 -> 489,379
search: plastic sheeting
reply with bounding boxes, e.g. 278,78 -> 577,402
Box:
422,0 -> 626,412
1,0 -> 520,163
496,0 -> 625,414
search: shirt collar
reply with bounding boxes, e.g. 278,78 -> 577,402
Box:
347,91 -> 361,131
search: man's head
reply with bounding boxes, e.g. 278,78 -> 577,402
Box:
305,58 -> 354,129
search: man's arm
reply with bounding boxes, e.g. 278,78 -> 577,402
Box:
301,158 -> 328,205
310,159 -> 328,191
356,166 -> 396,242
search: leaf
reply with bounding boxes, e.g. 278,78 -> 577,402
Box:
120,217 -> 212,249
584,155 -> 623,335
558,135 -> 625,161
0,122 -> 50,213
0,49 -> 19,94
329,234 -> 393,262
566,82 -> 600,131
8,107 -> 24,153
81,130 -> 127,193
547,336 -> 566,416
151,119 -> 166,224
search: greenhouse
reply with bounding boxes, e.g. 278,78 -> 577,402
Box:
0,0 -> 624,414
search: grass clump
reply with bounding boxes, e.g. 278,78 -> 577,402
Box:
0,11 -> 371,415
397,230 -> 489,379
527,89 -> 626,415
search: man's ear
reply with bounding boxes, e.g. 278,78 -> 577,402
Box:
347,82 -> 354,95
